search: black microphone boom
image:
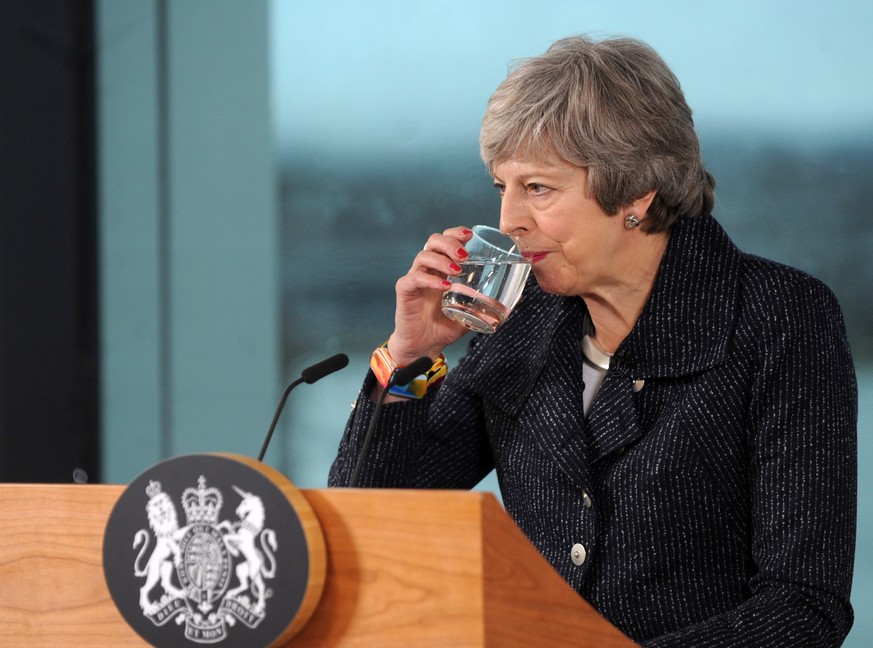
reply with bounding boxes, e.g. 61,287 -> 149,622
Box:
257,353 -> 350,462
301,353 -> 350,384
392,357 -> 434,389
349,355 -> 433,487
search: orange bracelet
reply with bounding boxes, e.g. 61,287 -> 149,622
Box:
370,343 -> 447,398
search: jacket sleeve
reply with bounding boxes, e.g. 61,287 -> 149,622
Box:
644,274 -> 857,647
328,348 -> 494,489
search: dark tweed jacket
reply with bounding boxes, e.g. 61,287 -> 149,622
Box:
329,213 -> 857,647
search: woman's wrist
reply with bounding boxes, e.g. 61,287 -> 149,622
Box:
385,335 -> 445,367
371,340 -> 448,399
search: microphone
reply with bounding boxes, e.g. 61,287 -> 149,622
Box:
349,356 -> 433,487
257,353 -> 350,462
300,353 -> 350,384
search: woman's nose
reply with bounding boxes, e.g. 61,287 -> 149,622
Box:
499,189 -> 529,236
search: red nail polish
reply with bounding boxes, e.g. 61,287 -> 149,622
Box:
441,279 -> 452,287
449,263 -> 462,272
457,248 -> 469,259
462,229 -> 473,236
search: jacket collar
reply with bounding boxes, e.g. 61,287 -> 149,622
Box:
482,213 -> 741,413
472,213 -> 741,480
616,213 -> 741,378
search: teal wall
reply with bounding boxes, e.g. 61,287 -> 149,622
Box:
97,1 -> 279,483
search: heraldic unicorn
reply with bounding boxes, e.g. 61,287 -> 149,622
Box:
132,475 -> 278,644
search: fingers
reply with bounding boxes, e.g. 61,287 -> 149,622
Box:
388,226 -> 475,363
395,265 -> 450,297
415,227 -> 473,278
395,226 -> 474,303
422,226 -> 473,257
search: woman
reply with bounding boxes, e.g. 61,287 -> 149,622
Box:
329,35 -> 857,646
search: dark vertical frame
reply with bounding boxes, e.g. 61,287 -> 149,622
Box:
155,0 -> 172,459
0,0 -> 99,482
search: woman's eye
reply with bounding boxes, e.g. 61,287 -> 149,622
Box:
527,183 -> 550,195
493,183 -> 506,196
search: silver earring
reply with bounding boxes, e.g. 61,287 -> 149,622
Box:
624,214 -> 641,230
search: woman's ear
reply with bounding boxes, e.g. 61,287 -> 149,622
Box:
630,189 -> 657,220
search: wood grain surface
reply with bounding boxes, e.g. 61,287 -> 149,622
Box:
0,482 -> 634,647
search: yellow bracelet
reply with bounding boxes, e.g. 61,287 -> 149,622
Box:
369,342 -> 447,399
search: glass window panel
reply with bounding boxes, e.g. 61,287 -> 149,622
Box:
271,6 -> 872,643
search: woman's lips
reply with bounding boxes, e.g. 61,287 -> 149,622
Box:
530,252 -> 549,264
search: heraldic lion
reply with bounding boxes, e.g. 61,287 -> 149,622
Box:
133,484 -> 186,611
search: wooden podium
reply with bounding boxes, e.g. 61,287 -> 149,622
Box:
0,484 -> 633,647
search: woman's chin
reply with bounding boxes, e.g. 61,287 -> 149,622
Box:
532,271 -> 575,297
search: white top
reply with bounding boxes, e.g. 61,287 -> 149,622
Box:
581,334 -> 611,416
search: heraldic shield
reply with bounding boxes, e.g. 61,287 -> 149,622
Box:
103,454 -> 326,648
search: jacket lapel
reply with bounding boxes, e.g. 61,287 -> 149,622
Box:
585,214 -> 742,461
470,214 -> 743,488
476,287 -> 594,490
585,361 -> 641,463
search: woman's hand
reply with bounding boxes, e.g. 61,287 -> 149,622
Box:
385,226 -> 474,365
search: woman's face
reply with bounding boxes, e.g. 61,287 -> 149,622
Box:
493,158 -> 633,298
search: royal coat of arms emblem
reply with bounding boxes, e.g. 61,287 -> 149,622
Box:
103,454 -> 325,648
133,476 -> 277,642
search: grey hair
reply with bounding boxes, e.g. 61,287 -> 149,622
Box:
480,35 -> 715,232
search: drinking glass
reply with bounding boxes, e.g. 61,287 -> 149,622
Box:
441,225 -> 531,334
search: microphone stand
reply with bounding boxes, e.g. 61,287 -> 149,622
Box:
349,356 -> 432,487
257,353 -> 349,462
258,377 -> 304,462
349,380 -> 391,488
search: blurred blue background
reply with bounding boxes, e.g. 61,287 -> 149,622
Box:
96,1 -> 872,644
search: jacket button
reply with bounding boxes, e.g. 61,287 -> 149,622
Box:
571,543 -> 587,566
582,491 -> 593,508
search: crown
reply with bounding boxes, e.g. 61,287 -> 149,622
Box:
145,480 -> 163,500
182,475 -> 223,525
